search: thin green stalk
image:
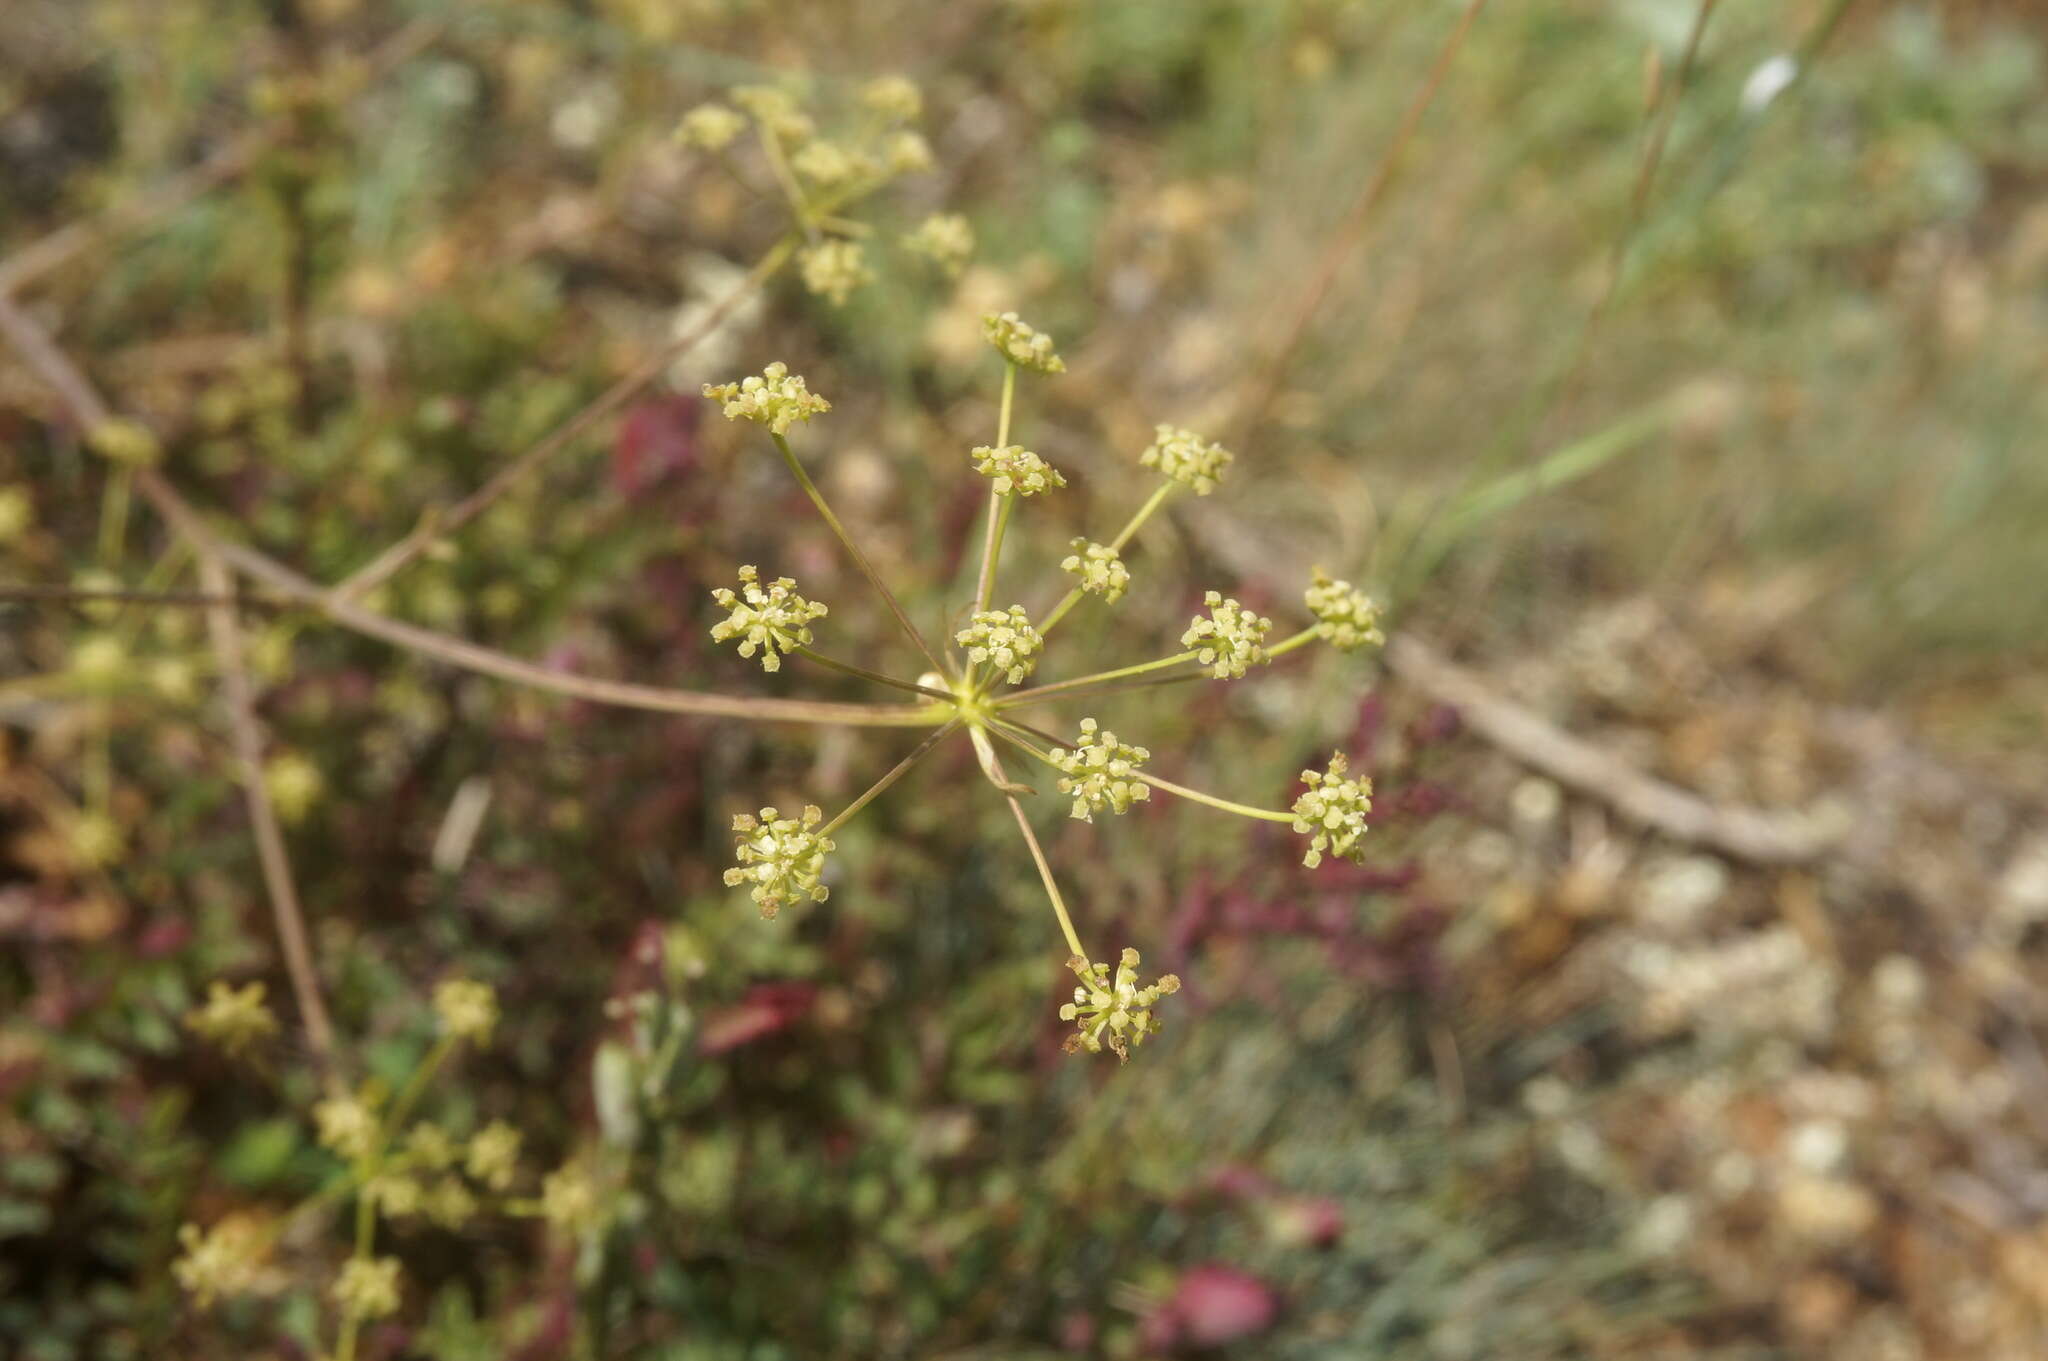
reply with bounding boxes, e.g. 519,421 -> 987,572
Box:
770,432 -> 946,675
818,720 -> 960,837
974,493 -> 1016,615
997,650 -> 1198,708
1135,771 -> 1297,824
1040,482 -> 1176,636
1263,626 -> 1320,661
793,646 -> 951,700
1108,481 -> 1175,554
1002,786 -> 1087,962
991,668 -> 1207,709
967,363 -> 1021,688
757,126 -> 814,238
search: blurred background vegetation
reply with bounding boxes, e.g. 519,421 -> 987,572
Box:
3,0 -> 2046,1357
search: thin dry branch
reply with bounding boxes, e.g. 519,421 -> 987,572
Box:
198,551 -> 337,1071
333,233 -> 799,600
0,294 -> 940,730
1384,634 -> 1840,865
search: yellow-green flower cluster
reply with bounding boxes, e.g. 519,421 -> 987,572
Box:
1051,719 -> 1150,822
791,137 -> 867,187
465,1120 -> 522,1191
799,239 -> 872,306
956,605 -> 1043,684
724,805 -> 835,918
173,1216 -> 277,1307
184,980 -> 278,1058
432,978 -> 498,1043
971,444 -> 1066,497
1305,567 -> 1384,652
703,361 -> 831,435
676,102 -> 746,151
1140,424 -> 1233,495
1061,948 -> 1181,1062
729,84 -> 814,142
882,129 -> 933,175
313,1090 -> 380,1162
858,75 -> 922,122
541,1161 -> 603,1236
333,1255 -> 402,1321
709,566 -> 828,672
983,312 -> 1065,373
1060,539 -> 1130,603
261,752 -> 323,824
87,418 -> 161,467
903,212 -> 973,275
1290,752 -> 1372,868
1182,591 -> 1271,679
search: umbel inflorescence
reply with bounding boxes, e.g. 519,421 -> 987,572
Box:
695,312 -> 1386,1061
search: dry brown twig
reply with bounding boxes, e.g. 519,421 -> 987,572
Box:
197,550 -> 338,1073
1384,635 -> 1840,865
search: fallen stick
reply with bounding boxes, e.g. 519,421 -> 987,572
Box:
1384,633 -> 1841,865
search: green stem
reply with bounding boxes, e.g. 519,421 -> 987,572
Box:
819,720 -> 960,837
1264,626 -> 1321,660
991,669 -> 1206,709
793,646 -> 951,700
1002,784 -> 1086,961
1040,481 -> 1176,637
1108,481 -> 1176,554
770,433 -> 945,676
974,493 -> 1015,616
1136,771 -> 1298,824
966,363 -> 1020,689
757,126 -> 814,238
997,651 -> 1198,708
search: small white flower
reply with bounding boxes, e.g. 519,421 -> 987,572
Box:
903,213 -> 973,275
1181,591 -> 1270,679
1051,719 -> 1150,822
982,312 -> 1065,373
1140,425 -> 1233,495
1304,567 -> 1384,652
1291,752 -> 1372,868
858,75 -> 922,122
702,361 -> 831,435
676,102 -> 746,151
1060,540 -> 1130,604
709,566 -> 828,672
724,805 -> 835,918
971,444 -> 1066,496
955,605 -> 1043,684
798,239 -> 873,306
1061,948 -> 1181,1061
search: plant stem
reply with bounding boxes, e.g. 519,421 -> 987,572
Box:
334,233 -> 799,600
992,755 -> 1086,961
967,363 -> 1020,688
198,551 -> 337,1073
1263,626 -> 1321,661
757,125 -> 816,239
771,432 -> 947,676
997,650 -> 1198,708
1136,770 -> 1298,824
819,720 -> 960,837
793,647 -> 952,700
1039,481 -> 1176,637
1,274 -> 947,732
996,669 -> 1208,709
